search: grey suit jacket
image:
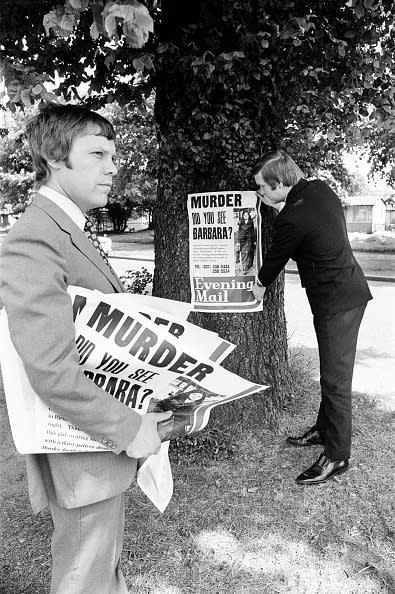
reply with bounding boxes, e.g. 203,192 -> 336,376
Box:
0,194 -> 142,512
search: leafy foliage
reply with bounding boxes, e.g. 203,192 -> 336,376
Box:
99,100 -> 157,229
40,0 -> 154,47
0,0 -> 157,108
0,99 -> 157,220
152,1 -> 395,187
369,125 -> 395,186
0,126 -> 34,208
105,200 -> 133,232
1,1 -> 394,178
119,266 -> 153,294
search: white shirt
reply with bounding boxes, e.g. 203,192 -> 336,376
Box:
38,185 -> 86,231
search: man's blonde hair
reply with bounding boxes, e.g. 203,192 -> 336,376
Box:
253,149 -> 304,189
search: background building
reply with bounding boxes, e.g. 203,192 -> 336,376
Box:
343,196 -> 386,233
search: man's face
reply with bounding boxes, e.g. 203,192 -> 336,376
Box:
254,171 -> 287,207
50,129 -> 117,212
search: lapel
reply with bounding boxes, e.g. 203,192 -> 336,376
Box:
32,193 -> 126,293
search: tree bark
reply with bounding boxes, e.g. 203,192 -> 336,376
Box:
153,0 -> 292,416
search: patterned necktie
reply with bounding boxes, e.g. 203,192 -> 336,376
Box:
84,217 -> 117,277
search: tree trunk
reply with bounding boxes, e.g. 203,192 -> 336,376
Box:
153,0 -> 292,417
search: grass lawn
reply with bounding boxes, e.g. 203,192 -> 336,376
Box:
108,229 -> 154,249
349,232 -> 395,253
1,351 -> 394,594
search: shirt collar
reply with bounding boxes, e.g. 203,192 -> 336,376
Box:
38,185 -> 86,230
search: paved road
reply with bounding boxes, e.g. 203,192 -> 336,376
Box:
285,250 -> 395,280
110,255 -> 395,411
284,276 -> 395,411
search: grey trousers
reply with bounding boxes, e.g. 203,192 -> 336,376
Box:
48,493 -> 128,594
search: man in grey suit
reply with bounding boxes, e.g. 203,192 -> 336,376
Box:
0,104 -> 171,593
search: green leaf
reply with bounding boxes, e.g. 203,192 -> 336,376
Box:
31,84 -> 42,96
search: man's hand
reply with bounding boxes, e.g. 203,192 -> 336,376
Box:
256,192 -> 285,212
157,416 -> 174,442
126,410 -> 173,458
252,282 -> 266,302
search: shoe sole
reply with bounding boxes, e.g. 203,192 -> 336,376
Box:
295,465 -> 349,485
286,440 -> 324,447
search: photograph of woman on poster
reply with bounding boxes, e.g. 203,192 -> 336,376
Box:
236,209 -> 256,275
156,389 -> 208,411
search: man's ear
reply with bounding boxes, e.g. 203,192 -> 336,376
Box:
46,157 -> 63,171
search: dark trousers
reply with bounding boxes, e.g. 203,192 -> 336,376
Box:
313,304 -> 366,460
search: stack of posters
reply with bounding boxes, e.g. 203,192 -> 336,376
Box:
0,286 -> 268,454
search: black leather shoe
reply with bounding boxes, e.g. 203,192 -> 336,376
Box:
286,426 -> 324,447
296,454 -> 349,485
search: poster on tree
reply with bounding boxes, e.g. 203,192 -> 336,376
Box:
187,191 -> 263,312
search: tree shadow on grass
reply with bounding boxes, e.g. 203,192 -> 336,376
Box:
1,366 -> 394,594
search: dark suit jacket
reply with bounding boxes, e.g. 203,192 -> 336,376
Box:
258,179 -> 373,316
0,194 -> 142,512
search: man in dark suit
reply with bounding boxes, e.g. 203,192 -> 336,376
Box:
251,149 -> 372,485
0,104 -> 171,593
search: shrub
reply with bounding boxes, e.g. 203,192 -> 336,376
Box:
120,267 -> 153,294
